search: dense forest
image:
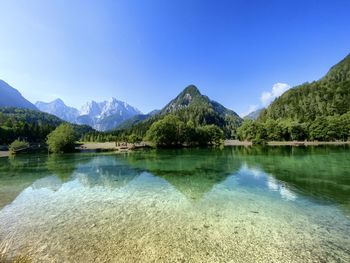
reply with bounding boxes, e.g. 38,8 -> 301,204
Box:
81,115 -> 224,147
238,54 -> 350,142
0,108 -> 93,145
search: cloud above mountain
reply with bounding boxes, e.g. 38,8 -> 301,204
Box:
241,82 -> 291,117
260,83 -> 291,106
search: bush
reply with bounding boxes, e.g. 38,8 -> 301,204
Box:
127,134 -> 142,144
9,139 -> 29,153
146,115 -> 184,146
196,125 -> 224,146
146,115 -> 224,147
46,123 -> 76,153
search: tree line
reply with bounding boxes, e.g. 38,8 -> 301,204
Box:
237,111 -> 350,143
81,114 -> 224,147
0,108 -> 62,144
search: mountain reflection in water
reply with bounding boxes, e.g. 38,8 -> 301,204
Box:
0,146 -> 350,262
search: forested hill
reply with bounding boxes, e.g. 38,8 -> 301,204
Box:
160,85 -> 242,131
260,53 -> 350,122
120,85 -> 242,138
0,107 -> 93,144
237,53 -> 350,142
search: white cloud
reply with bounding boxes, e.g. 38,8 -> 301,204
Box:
260,82 -> 290,106
241,82 -> 291,118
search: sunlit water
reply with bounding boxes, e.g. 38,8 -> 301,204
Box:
0,146 -> 349,262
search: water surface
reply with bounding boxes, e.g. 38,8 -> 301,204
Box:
0,146 -> 349,262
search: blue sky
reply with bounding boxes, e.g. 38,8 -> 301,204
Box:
0,0 -> 350,115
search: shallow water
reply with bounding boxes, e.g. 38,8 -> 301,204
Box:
0,146 -> 349,262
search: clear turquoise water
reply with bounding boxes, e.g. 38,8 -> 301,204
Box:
0,146 -> 349,262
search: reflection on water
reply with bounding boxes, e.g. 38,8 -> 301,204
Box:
0,147 -> 350,262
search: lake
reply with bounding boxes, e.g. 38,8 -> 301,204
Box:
0,146 -> 349,262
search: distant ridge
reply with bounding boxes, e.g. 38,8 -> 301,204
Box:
115,110 -> 159,130
35,99 -> 79,123
0,80 -> 37,110
244,108 -> 263,120
36,97 -> 142,131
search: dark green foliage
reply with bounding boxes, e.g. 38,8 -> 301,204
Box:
145,115 -> 224,147
0,107 -> 62,144
237,120 -> 265,141
308,113 -> 350,141
0,107 -> 94,145
146,115 -> 183,146
81,131 -> 120,142
116,85 -> 242,139
237,112 -> 350,142
247,53 -> 350,141
127,134 -> 142,144
195,125 -> 224,146
46,123 -> 76,153
159,85 -> 242,138
260,54 -> 350,123
9,139 -> 29,153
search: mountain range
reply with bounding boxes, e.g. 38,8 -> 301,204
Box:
35,97 -> 142,131
0,79 -> 242,134
35,99 -> 79,123
2,52 -> 349,137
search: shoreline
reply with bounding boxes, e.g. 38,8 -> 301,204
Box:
76,142 -> 148,153
267,141 -> 350,146
0,151 -> 9,158
79,140 -> 350,151
1,141 -> 349,158
225,140 -> 350,146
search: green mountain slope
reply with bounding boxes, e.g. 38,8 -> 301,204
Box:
123,85 -> 242,138
238,53 -> 350,142
0,107 -> 94,144
115,110 -> 159,130
260,53 -> 350,122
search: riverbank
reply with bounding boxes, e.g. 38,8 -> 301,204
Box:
76,142 -> 149,153
78,140 -> 350,152
224,140 -> 350,146
2,141 -> 348,157
0,151 -> 9,158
